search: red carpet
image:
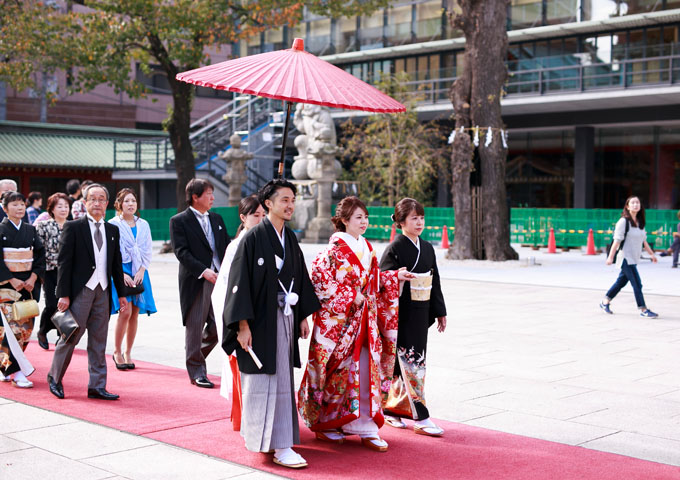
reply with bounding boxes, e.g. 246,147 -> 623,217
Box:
2,343 -> 679,480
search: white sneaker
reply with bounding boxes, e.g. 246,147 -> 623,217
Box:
273,448 -> 307,469
0,372 -> 9,382
10,372 -> 33,389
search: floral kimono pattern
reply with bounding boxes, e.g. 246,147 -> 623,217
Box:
0,290 -> 31,372
298,236 -> 400,431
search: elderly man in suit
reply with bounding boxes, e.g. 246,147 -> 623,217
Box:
47,184 -> 127,400
170,179 -> 230,388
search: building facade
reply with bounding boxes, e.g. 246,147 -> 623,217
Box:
240,1 -> 680,209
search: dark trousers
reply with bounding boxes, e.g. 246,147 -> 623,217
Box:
185,280 -> 218,379
671,238 -> 680,266
39,269 -> 58,336
606,260 -> 646,308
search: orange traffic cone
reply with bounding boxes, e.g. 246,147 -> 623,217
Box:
389,223 -> 396,243
547,228 -> 557,254
441,225 -> 450,249
585,228 -> 596,255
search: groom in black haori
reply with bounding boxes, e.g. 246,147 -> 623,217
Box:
223,178 -> 320,469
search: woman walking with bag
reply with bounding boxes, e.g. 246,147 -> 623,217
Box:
600,196 -> 658,318
379,198 -> 447,437
109,188 -> 156,370
0,192 -> 46,387
35,193 -> 71,349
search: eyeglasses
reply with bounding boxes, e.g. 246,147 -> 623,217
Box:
87,198 -> 107,204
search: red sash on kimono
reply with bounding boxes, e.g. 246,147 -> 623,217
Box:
334,238 -> 378,361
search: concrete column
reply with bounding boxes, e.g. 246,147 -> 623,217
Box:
573,126 -> 594,209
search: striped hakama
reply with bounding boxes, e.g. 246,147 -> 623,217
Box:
239,294 -> 299,452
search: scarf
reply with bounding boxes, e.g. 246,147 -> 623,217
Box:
108,215 -> 152,275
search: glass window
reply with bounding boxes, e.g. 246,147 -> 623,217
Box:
246,34 -> 262,56
582,0 -> 618,21
594,126 -> 654,209
506,130 -> 575,208
546,0 -> 577,25
509,0 -> 542,30
415,1 -> 442,42
620,0 -> 662,16
386,5 -> 413,46
359,12 -> 384,50
264,29 -> 284,53
307,18 -> 331,55
334,17 -> 357,53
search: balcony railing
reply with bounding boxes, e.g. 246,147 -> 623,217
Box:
398,47 -> 680,105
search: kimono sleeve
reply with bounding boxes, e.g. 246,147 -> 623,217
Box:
31,227 -> 46,281
0,226 -> 12,283
296,246 -> 321,320
311,247 -> 357,316
223,234 -> 255,330
377,268 -> 400,332
379,242 -> 401,271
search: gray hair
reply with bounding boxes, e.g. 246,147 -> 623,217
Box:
84,183 -> 109,201
0,179 -> 17,191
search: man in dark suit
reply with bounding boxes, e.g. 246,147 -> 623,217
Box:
170,179 -> 230,388
47,184 -> 127,400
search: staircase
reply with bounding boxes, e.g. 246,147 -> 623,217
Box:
113,94 -> 297,196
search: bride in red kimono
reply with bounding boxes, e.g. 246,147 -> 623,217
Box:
298,196 -> 414,452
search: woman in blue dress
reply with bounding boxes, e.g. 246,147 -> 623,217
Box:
109,188 -> 156,370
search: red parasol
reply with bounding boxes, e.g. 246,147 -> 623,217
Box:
177,38 -> 406,175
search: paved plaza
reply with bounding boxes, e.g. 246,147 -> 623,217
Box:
1,242 -> 679,478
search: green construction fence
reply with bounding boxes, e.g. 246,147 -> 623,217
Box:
109,207 -> 678,249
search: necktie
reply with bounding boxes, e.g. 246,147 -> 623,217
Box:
200,215 -> 210,238
94,222 -> 103,251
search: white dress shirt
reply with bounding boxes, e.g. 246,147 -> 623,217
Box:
85,214 -> 109,290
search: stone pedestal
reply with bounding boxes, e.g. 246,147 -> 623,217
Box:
301,178 -> 335,243
302,145 -> 338,243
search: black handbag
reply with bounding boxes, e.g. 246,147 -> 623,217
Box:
51,309 -> 80,344
122,282 -> 144,297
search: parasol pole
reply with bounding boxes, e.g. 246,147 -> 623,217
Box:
278,101 -> 293,177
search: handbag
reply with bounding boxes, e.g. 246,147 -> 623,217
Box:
11,292 -> 39,321
51,309 -> 80,344
121,282 -> 144,297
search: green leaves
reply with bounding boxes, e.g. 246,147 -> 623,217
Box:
340,72 -> 447,206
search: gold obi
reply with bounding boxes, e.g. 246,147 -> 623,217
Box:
3,247 -> 33,273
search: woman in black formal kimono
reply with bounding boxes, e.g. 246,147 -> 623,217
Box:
0,192 -> 46,388
379,198 -> 447,436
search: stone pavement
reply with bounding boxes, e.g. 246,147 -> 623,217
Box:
2,241 -> 680,478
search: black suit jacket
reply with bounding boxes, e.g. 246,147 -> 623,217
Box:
170,208 -> 230,324
56,216 -> 125,310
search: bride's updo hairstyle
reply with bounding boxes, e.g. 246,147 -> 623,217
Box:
392,198 -> 425,229
331,196 -> 369,233
236,194 -> 262,236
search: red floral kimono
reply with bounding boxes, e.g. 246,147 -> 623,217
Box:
298,234 -> 400,431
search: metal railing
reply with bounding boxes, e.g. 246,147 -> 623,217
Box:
400,50 -> 680,105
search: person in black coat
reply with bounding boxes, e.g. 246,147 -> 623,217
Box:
47,184 -> 127,400
223,179 -> 320,468
170,179 -> 230,388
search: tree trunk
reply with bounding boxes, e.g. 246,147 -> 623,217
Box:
449,0 -> 518,261
167,81 -> 195,212
447,48 -> 474,259
149,34 -> 196,212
